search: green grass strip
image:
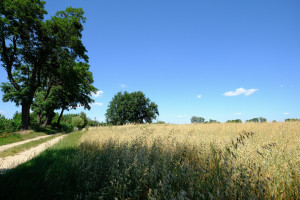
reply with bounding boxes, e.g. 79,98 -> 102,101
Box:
0,132 -> 47,146
49,131 -> 84,150
0,134 -> 62,157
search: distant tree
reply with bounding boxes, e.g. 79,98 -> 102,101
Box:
208,119 -> 219,123
285,118 -> 300,122
87,118 -> 101,127
258,117 -> 267,123
246,117 -> 267,123
226,119 -> 242,123
105,91 -> 159,125
71,116 -> 84,129
80,112 -> 88,127
191,116 -> 205,124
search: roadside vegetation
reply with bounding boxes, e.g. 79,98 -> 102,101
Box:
0,131 -> 83,199
0,134 -> 61,157
0,122 -> 299,199
0,131 -> 47,146
0,111 -> 100,145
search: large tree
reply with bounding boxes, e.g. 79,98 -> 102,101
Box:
32,62 -> 97,127
0,0 -> 88,129
105,91 -> 159,125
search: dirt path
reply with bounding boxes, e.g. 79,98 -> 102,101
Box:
0,135 -> 52,152
0,135 -> 67,170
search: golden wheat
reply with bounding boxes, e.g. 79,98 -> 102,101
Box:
78,122 -> 300,199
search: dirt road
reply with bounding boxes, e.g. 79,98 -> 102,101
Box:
0,135 -> 67,170
0,135 -> 52,152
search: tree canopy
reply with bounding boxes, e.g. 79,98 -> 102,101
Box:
105,91 -> 159,125
246,117 -> 267,123
0,0 -> 95,129
191,116 -> 205,124
226,119 -> 242,123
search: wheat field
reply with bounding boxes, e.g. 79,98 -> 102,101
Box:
76,122 -> 300,199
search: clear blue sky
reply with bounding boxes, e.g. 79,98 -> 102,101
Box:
1,0 -> 299,123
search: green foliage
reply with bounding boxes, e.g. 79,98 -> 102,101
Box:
208,119 -> 220,123
226,119 -> 242,123
156,121 -> 166,124
0,1 -> 91,129
32,62 -> 97,127
60,114 -> 78,125
0,131 -> 83,199
0,131 -> 47,146
0,112 -> 23,135
246,117 -> 267,123
191,116 -> 205,123
285,118 -> 300,122
0,114 -> 13,135
60,122 -> 74,133
105,91 -> 159,125
71,116 -> 84,128
87,119 -> 101,127
0,135 -> 58,157
79,112 -> 88,127
12,112 -> 22,130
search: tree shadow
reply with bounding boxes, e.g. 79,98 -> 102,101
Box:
0,148 -> 78,200
32,126 -> 61,135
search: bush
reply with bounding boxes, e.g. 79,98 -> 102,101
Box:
71,116 -> 84,129
12,112 -> 22,130
60,122 -> 74,133
0,113 -> 21,135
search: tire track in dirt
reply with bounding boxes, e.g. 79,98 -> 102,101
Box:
0,135 -> 52,152
0,135 -> 67,171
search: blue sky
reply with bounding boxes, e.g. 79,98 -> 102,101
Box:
1,0 -> 299,123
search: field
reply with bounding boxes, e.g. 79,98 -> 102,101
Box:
77,122 -> 300,199
0,123 -> 299,199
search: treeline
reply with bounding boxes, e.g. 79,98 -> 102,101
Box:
285,118 -> 300,122
246,117 -> 267,123
0,111 -> 101,136
191,116 -> 299,123
191,116 -> 220,124
0,1 -> 97,130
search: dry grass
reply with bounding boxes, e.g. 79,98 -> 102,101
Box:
78,122 -> 300,199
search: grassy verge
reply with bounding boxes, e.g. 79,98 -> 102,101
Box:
0,134 -> 62,157
0,132 -> 47,146
0,127 -> 62,146
0,131 -> 83,200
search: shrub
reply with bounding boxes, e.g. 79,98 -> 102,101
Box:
12,112 -> 22,130
60,122 -> 74,133
71,116 -> 84,129
0,113 -> 21,135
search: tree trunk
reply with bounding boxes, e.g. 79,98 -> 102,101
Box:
42,112 -> 54,128
42,117 -> 49,128
37,113 -> 44,126
57,108 -> 65,125
21,103 -> 31,130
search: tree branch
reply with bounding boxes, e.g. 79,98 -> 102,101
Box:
1,32 -> 21,91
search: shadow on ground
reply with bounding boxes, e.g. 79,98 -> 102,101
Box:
0,148 -> 78,200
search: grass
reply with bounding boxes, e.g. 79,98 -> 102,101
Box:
0,123 -> 299,199
0,127 -> 61,146
0,131 -> 83,200
0,134 -> 62,157
0,131 -> 47,146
